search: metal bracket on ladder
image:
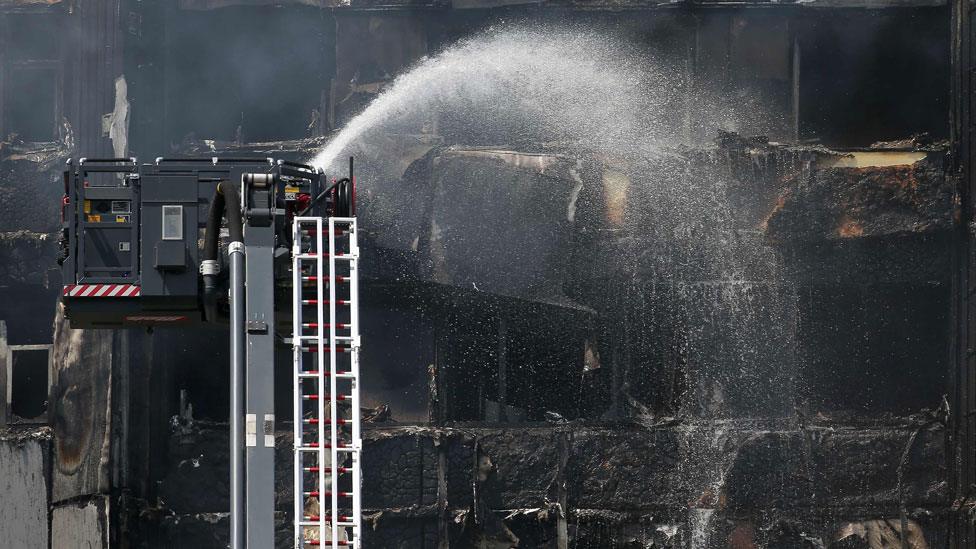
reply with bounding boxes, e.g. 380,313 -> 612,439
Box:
292,216 -> 362,548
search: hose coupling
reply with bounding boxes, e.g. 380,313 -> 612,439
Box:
200,259 -> 220,276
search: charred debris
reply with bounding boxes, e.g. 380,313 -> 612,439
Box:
0,1 -> 973,548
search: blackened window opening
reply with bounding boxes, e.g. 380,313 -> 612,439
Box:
162,6 -> 334,144
1,13 -> 63,141
796,9 -> 949,147
11,348 -> 49,420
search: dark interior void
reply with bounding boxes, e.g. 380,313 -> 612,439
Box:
158,325 -> 230,421
1,13 -> 62,141
693,12 -> 795,142
162,6 -> 334,144
797,8 -> 948,147
358,307 -> 433,423
0,286 -> 60,345
430,297 -> 596,423
4,14 -> 62,61
592,282 -> 686,418
692,8 -> 947,146
796,282 -> 949,414
11,349 -> 48,420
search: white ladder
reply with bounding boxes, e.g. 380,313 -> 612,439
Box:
292,216 -> 362,548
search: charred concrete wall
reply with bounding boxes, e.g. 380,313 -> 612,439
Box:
950,0 -> 976,544
0,427 -> 51,549
142,416 -> 946,547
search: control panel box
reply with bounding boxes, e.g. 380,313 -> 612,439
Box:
60,157 -> 324,328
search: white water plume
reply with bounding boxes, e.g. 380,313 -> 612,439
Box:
311,25 -> 682,172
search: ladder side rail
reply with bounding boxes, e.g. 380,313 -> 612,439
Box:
316,218 -> 328,545
328,217 -> 340,549
347,218 -> 362,547
292,218 -> 303,548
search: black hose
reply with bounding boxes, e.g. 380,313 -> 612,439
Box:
202,181 -> 244,321
298,178 -> 347,217
220,182 -> 244,243
335,179 -> 352,218
203,190 -> 225,265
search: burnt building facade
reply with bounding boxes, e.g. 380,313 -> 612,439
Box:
0,0 -> 972,548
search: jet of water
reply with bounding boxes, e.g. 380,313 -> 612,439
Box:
310,25 -> 678,173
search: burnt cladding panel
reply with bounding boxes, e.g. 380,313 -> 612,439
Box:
140,174 -> 200,300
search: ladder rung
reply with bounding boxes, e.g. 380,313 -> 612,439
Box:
297,522 -> 357,528
301,300 -> 351,306
305,228 -> 350,236
297,449 -> 358,455
305,394 -> 350,402
304,418 -> 349,425
296,217 -> 354,224
302,323 -> 350,329
300,515 -> 356,528
304,515 -> 352,522
303,541 -> 350,547
303,490 -> 354,498
298,370 -> 355,382
298,372 -> 352,382
294,336 -> 353,343
302,276 -> 349,283
302,466 -> 352,473
290,337 -> 354,346
297,253 -> 356,260
297,441 -> 355,449
302,346 -> 352,353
